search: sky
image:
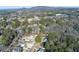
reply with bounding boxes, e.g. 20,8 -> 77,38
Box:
0,0 -> 79,9
0,6 -> 32,9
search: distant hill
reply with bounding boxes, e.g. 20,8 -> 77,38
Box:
0,9 -> 18,15
0,6 -> 79,15
27,6 -> 79,11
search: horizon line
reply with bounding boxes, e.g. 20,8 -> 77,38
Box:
0,6 -> 79,10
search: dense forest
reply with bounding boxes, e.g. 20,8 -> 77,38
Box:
0,6 -> 79,52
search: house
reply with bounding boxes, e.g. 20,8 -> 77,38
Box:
27,18 -> 34,24
27,16 -> 40,24
56,14 -> 68,19
12,46 -> 23,52
27,24 -> 40,34
22,35 -> 37,52
37,48 -> 45,52
34,16 -> 40,21
32,24 -> 40,34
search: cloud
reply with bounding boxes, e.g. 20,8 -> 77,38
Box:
0,0 -> 78,6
